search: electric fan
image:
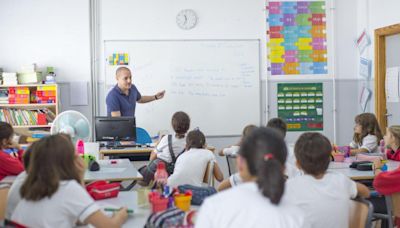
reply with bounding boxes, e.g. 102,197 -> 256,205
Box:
50,110 -> 91,143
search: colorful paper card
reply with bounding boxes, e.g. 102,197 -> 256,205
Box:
108,53 -> 129,65
277,83 -> 323,131
267,1 -> 328,75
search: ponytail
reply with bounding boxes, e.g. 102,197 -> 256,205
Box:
257,157 -> 285,205
239,127 -> 287,205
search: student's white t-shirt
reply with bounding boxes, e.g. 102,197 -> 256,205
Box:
167,148 -> 216,187
285,172 -> 358,228
12,180 -> 100,228
222,145 -> 240,156
350,134 -> 379,153
196,182 -> 304,228
6,171 -> 26,219
156,135 -> 186,163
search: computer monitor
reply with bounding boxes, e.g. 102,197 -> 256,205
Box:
95,116 -> 136,142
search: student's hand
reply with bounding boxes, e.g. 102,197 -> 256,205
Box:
7,141 -> 20,150
155,90 -> 166,100
373,159 -> 382,170
114,207 -> 129,222
218,149 -> 225,156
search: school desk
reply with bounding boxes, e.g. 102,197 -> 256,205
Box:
328,160 -> 400,180
97,191 -> 198,227
99,147 -> 155,159
84,159 -> 143,182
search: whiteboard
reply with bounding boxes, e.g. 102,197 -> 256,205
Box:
103,40 -> 261,136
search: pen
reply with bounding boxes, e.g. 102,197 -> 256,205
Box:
104,208 -> 133,214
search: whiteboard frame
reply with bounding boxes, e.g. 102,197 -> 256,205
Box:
100,39 -> 263,137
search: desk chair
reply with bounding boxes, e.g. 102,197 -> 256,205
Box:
373,193 -> 400,228
0,183 -> 10,220
203,161 -> 215,187
136,127 -> 152,144
226,155 -> 237,176
350,197 -> 373,228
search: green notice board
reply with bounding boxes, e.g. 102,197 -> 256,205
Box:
277,83 -> 323,131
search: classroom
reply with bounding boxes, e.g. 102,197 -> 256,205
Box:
1,0 -> 400,227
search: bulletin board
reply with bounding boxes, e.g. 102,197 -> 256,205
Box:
277,83 -> 323,131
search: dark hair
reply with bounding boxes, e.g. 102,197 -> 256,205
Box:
171,112 -> 190,138
22,142 -> 37,170
0,121 -> 14,149
20,134 -> 80,201
238,127 -> 287,205
267,118 -> 287,137
294,132 -> 332,176
353,113 -> 383,144
186,130 -> 206,150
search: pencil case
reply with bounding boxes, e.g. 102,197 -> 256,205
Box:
86,180 -> 120,200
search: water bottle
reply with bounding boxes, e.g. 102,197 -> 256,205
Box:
379,139 -> 385,154
154,162 -> 169,188
76,139 -> 85,155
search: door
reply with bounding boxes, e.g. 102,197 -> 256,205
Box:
385,34 -> 400,126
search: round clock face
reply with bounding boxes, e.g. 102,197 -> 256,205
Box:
176,9 -> 198,30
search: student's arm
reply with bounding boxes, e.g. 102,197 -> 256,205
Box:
84,209 -> 128,228
138,90 -> 165,103
350,148 -> 369,155
110,111 -> 121,117
217,178 -> 232,191
149,151 -> 158,161
213,163 -> 224,182
0,153 -> 24,175
356,183 -> 370,198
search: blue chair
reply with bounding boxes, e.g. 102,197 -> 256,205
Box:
136,127 -> 152,144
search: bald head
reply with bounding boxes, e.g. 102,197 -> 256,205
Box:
115,67 -> 132,92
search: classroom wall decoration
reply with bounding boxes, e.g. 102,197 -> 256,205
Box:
266,1 -> 328,75
108,53 -> 129,65
277,83 -> 323,131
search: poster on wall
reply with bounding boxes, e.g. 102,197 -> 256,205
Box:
266,1 -> 328,75
277,83 -> 323,131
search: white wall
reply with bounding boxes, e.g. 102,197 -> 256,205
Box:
0,0 -> 91,82
0,0 -> 93,120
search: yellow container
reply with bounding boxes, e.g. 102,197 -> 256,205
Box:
174,194 -> 192,212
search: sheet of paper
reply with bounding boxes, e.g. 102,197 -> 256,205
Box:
359,87 -> 371,112
70,81 -> 89,106
386,67 -> 400,103
356,30 -> 371,54
359,57 -> 371,79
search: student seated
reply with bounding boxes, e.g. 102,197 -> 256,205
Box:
350,113 -> 383,155
140,111 -> 190,185
383,125 -> 400,161
0,122 -> 24,181
196,127 -> 304,228
373,159 -> 400,227
217,118 -> 301,191
285,132 -> 370,228
5,142 -> 36,219
167,129 -> 223,187
218,124 -> 256,156
11,134 -> 128,228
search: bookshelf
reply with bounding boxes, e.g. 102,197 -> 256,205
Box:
0,84 -> 58,136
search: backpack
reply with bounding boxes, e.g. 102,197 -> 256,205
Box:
177,185 -> 217,205
145,207 -> 185,228
139,135 -> 184,185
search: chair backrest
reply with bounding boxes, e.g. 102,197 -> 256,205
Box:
0,183 -> 10,221
350,197 -> 373,228
203,161 -> 214,186
226,155 -> 237,176
136,127 -> 152,144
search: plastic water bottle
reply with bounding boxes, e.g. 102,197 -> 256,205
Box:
76,139 -> 85,155
154,162 -> 169,188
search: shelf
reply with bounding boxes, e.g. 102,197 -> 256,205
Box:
13,125 -> 52,129
0,84 -> 56,88
0,103 -> 56,107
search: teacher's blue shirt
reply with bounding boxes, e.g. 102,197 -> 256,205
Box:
106,84 -> 142,117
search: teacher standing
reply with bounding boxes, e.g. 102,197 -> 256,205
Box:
106,67 -> 165,117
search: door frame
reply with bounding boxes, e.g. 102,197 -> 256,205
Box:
375,23 -> 400,133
